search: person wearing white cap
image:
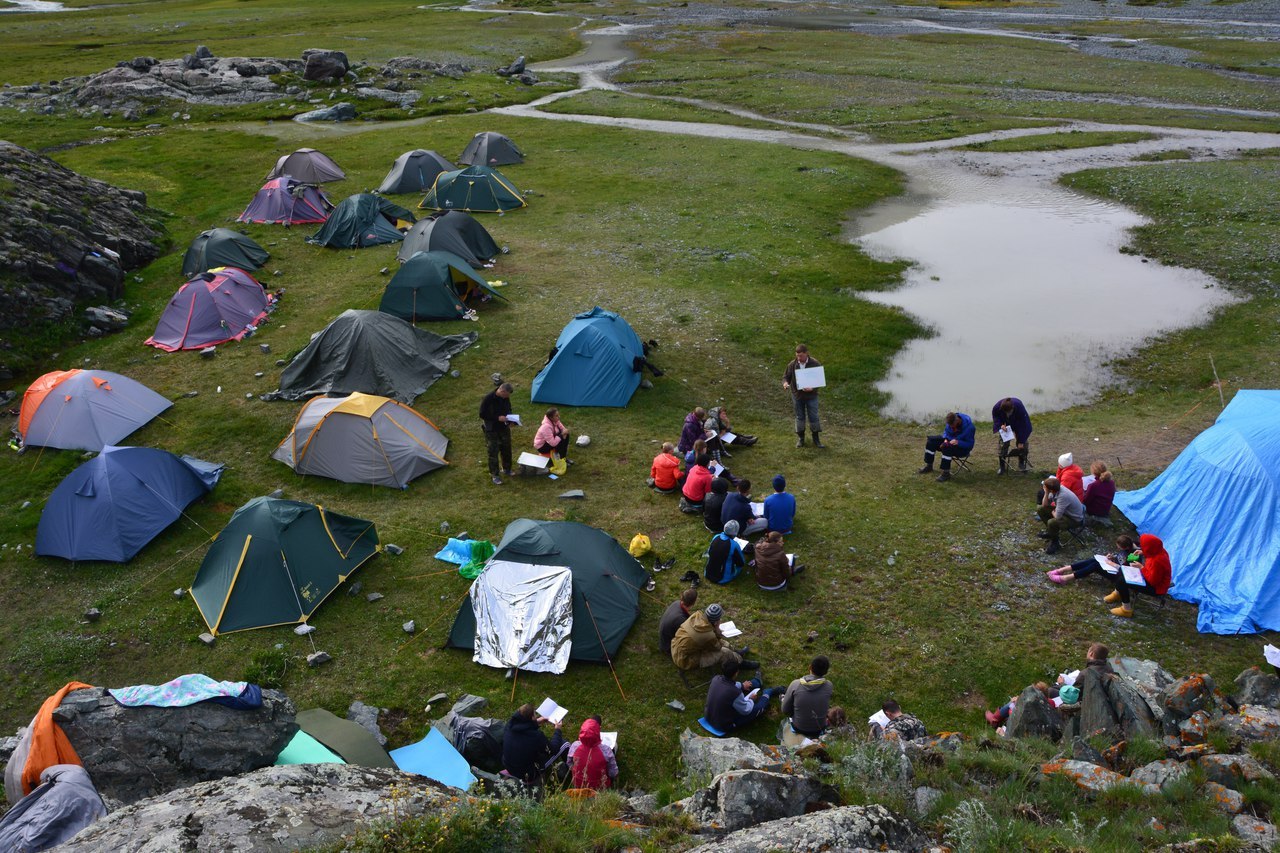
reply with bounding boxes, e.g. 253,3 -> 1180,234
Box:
1054,452 -> 1085,501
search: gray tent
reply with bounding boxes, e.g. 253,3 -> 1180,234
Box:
396,211 -> 500,267
458,132 -> 523,167
265,148 -> 346,183
379,149 -> 455,194
261,309 -> 475,404
272,392 -> 448,488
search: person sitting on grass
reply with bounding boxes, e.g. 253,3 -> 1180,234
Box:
763,474 -> 796,534
671,602 -> 756,673
705,520 -> 746,585
780,655 -> 833,747
649,442 -> 682,494
870,700 -> 927,743
658,587 -> 698,656
534,407 -> 572,462
678,407 -> 711,455
1036,475 -> 1084,555
502,703 -> 565,786
1082,460 -> 1116,524
917,411 -> 975,483
1046,534 -> 1139,585
753,530 -> 804,591
1050,452 -> 1086,501
567,716 -> 618,790
704,405 -> 758,451
704,659 -> 782,735
985,681 -> 1057,728
722,479 -> 768,537
703,477 -> 731,533
1048,534 -> 1169,618
680,453 -> 714,514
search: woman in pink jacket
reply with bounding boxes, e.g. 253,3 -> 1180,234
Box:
534,408 -> 572,461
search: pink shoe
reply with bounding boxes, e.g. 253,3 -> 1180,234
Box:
1046,568 -> 1069,584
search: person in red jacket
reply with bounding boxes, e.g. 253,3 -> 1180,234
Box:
1107,533 -> 1172,618
681,453 -> 714,512
1054,452 -> 1085,501
649,442 -> 682,493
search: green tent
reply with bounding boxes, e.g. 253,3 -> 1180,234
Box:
308,194 -> 416,248
446,519 -> 648,665
191,496 -> 380,635
380,250 -> 506,321
182,228 -> 270,277
274,730 -> 345,765
419,166 -> 526,214
295,708 -> 396,768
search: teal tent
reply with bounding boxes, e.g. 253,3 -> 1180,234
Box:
530,307 -> 645,407
308,194 -> 415,248
380,251 -> 505,321
182,228 -> 269,277
419,166 -> 525,214
274,730 -> 345,766
191,497 -> 380,635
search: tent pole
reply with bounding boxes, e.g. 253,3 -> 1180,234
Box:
582,595 -> 626,701
510,666 -> 519,703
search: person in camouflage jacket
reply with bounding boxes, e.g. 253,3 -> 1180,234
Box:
872,700 -> 927,742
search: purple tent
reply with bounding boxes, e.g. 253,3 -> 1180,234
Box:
238,176 -> 332,225
146,268 -> 274,352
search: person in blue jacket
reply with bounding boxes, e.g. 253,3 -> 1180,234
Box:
704,520 -> 746,584
992,396 -> 1033,475
917,412 -> 975,482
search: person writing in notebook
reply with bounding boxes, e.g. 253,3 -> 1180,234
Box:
1046,534 -> 1170,618
991,397 -> 1032,475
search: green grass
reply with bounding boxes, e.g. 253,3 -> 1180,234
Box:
538,89 -> 787,130
960,130 -> 1158,152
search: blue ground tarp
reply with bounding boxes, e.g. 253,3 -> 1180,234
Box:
389,727 -> 476,791
530,307 -> 644,408
1114,389 -> 1280,634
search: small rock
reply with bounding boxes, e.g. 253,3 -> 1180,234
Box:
260,344 -> 271,353
427,692 -> 447,705
183,390 -> 199,398
199,347 -> 217,358
379,267 -> 389,275
20,501 -> 31,509
347,581 -> 363,597
198,632 -> 216,646
1205,780 -> 1244,814
244,393 -> 253,399
667,700 -> 686,712
366,593 -> 384,602
276,359 -> 287,367
451,694 -> 487,716
173,588 -> 186,599
83,607 -> 101,622
294,624 -> 316,636
450,369 -> 460,378
402,621 -> 415,634
914,785 -> 943,816
1232,814 -> 1279,847
640,379 -> 654,389
384,543 -> 404,556
254,372 -> 264,378
268,489 -> 284,499
307,651 -> 332,667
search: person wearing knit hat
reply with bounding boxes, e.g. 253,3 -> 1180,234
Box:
1050,452 -> 1085,502
670,600 -> 756,672
764,474 -> 796,535
705,602 -> 723,621
704,521 -> 746,584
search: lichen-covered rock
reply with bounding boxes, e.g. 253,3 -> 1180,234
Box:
1219,705 -> 1280,742
683,804 -> 928,853
1111,675 -> 1161,740
1234,667 -> 1280,709
1180,710 -> 1212,745
1040,759 -> 1159,795
1131,759 -> 1189,791
51,686 -> 296,806
1005,686 -> 1062,741
1232,813 -> 1279,847
670,769 -> 833,832
1204,780 -> 1245,814
679,729 -> 784,778
56,763 -> 452,852
72,56 -> 297,109
1113,658 -> 1175,694
1197,754 -> 1275,791
901,732 -> 966,760
1163,674 -> 1221,723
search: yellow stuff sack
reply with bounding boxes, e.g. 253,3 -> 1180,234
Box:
628,533 -> 652,558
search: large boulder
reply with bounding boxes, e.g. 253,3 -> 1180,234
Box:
1235,667 -> 1280,709
1040,759 -> 1159,795
1005,686 -> 1062,741
1071,736 -> 1108,768
1198,754 -> 1275,791
72,56 -> 295,110
302,49 -> 349,82
1130,759 -> 1189,791
1163,674 -> 1222,723
1112,658 -> 1175,693
683,804 -> 928,853
1110,676 -> 1161,740
51,686 -> 296,806
57,763 -> 453,852
1076,667 -> 1121,740
295,102 -> 355,122
679,729 -> 784,778
670,769 -> 832,832
1219,705 -> 1280,742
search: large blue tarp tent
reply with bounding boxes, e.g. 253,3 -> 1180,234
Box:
530,307 -> 645,408
1114,389 -> 1280,634
35,446 -> 223,562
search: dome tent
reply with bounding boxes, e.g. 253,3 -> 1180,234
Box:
191,496 -> 380,635
458,131 -> 523,167
419,166 -> 525,214
36,446 -> 223,562
19,370 -> 172,452
182,228 -> 269,277
307,194 -> 415,249
238,176 -> 333,226
396,210 -> 500,267
378,149 -> 455,194
272,392 -> 449,488
379,251 -> 505,322
265,148 -> 346,183
530,307 -> 646,408
146,268 -> 273,352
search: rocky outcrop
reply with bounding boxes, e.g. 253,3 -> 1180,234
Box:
683,804 -> 928,853
1005,686 -> 1061,740
52,687 -> 296,806
679,729 -> 785,778
1235,667 -> 1280,709
1040,759 -> 1159,795
296,102 -> 355,122
56,763 -> 453,852
72,55 -> 296,109
1220,705 -> 1280,741
670,768 -> 833,832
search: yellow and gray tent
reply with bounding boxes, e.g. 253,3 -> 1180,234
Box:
419,165 -> 526,214
191,497 -> 379,635
272,392 -> 448,488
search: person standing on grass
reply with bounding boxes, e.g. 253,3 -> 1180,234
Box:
480,382 -> 517,486
783,344 -> 823,448
992,396 -> 1033,475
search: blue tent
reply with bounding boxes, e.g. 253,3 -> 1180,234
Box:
35,446 -> 223,562
1114,390 -> 1280,634
530,307 -> 644,407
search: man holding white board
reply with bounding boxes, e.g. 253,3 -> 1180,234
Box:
783,344 -> 825,448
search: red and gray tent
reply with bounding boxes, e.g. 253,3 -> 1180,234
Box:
265,148 -> 346,183
239,177 -> 333,225
19,370 -> 171,452
146,268 -> 274,352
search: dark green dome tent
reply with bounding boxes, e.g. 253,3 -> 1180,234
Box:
396,210 -> 500,267
182,228 -> 269,277
191,496 -> 380,635
458,131 -> 523,167
378,149 -> 455,194
307,194 -> 416,248
446,519 -> 648,668
419,166 -> 526,214
380,251 -> 506,322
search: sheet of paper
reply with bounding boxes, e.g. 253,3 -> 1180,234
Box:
1095,554 -> 1118,573
517,451 -> 549,469
1082,474 -> 1097,489
721,431 -> 737,444
1264,644 -> 1280,668
750,502 -> 764,516
793,365 -> 826,389
868,710 -> 891,728
600,731 -> 618,751
1059,670 -> 1080,686
998,425 -> 1014,442
787,553 -> 795,567
710,462 -> 725,477
1050,697 -> 1064,708
505,413 -> 522,426
1121,563 -> 1147,587
733,537 -> 749,551
719,620 -> 743,638
535,697 -> 568,725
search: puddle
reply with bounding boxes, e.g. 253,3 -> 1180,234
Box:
1,0 -> 71,10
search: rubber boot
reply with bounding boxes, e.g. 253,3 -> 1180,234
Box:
1110,604 -> 1134,618
997,457 -> 1007,475
796,431 -> 805,448
1104,590 -> 1123,604
811,430 -> 824,448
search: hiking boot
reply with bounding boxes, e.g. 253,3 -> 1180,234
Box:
660,557 -> 677,572
997,460 -> 1007,475
645,576 -> 656,592
811,431 -> 824,448
653,557 -> 663,574
502,468 -> 518,477
680,570 -> 700,585
796,433 -> 806,448
985,711 -> 1002,727
936,471 -> 952,483
1045,540 -> 1062,555
491,476 -> 504,485
916,465 -> 933,474
1110,604 -> 1134,618
792,564 -> 807,576
739,660 -> 760,670
1104,590 -> 1123,604
736,646 -> 751,657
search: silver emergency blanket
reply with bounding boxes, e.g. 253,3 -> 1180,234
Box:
470,559 -> 573,673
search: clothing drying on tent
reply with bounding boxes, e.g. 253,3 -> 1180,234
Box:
458,131 -> 524,167
182,228 -> 269,277
308,194 -> 415,248
530,307 -> 647,408
419,165 -> 526,214
261,309 -> 476,403
272,392 -> 449,488
265,148 -> 346,183
295,709 -> 395,768
19,370 -> 172,452
239,176 -> 333,226
35,446 -> 222,563
447,519 -> 648,672
396,210 -> 500,267
378,149 -> 455,194
1114,389 -> 1280,634
190,496 -> 380,635
379,251 -> 505,322
146,268 -> 274,352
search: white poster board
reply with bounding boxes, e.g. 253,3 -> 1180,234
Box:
793,366 -> 826,389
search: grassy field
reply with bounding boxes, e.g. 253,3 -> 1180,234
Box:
2,0 -> 1280,841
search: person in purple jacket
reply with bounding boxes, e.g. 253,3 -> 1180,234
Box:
1082,460 -> 1116,523
678,407 -> 710,455
992,397 -> 1033,475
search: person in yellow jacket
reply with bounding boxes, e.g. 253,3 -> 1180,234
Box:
670,603 -> 757,672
